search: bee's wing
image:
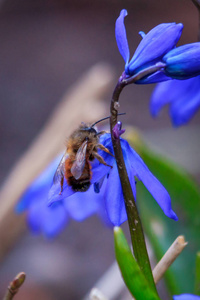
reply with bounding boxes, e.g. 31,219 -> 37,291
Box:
71,140 -> 88,180
53,152 -> 68,184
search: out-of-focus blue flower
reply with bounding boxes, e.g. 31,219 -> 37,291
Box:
150,76 -> 200,126
173,294 -> 200,300
16,156 -> 104,237
49,133 -> 178,225
163,43 -> 200,79
115,9 -> 183,80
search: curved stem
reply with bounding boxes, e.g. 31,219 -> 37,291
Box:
110,76 -> 157,294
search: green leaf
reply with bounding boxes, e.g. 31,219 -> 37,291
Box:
114,227 -> 161,300
127,129 -> 200,295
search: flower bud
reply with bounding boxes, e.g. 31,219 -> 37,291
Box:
127,23 -> 183,75
163,43 -> 200,79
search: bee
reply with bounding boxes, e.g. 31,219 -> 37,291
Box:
53,116 -> 117,194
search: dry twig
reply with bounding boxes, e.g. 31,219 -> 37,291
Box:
153,235 -> 187,284
3,272 -> 26,300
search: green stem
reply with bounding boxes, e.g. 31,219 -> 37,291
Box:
109,74 -> 158,294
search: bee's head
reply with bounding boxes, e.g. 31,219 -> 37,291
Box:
80,123 -> 98,135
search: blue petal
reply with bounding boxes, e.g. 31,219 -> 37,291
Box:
16,154 -> 69,237
90,134 -> 115,184
101,136 -> 137,226
150,76 -> 200,126
122,140 -> 178,220
138,31 -> 146,38
99,133 -> 111,144
65,185 -> 101,221
104,162 -> 127,225
48,179 -> 75,206
128,23 -> 183,74
150,79 -> 179,117
16,185 -> 49,213
173,295 -> 200,300
103,135 -> 137,198
90,158 -> 112,184
170,81 -> 200,126
16,154 -> 63,213
164,43 -> 200,79
122,143 -> 137,200
28,200 -> 68,238
115,9 -> 130,65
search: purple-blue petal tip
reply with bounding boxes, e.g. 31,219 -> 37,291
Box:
115,9 -> 130,64
113,121 -> 125,139
139,31 -> 146,38
169,209 -> 178,221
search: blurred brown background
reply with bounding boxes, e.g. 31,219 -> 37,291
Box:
0,0 -> 199,299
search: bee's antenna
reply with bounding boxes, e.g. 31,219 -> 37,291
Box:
91,113 -> 126,127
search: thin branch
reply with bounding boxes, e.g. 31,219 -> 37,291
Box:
153,236 -> 187,284
3,272 -> 26,300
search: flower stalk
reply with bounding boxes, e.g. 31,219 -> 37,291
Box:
110,71 -> 158,294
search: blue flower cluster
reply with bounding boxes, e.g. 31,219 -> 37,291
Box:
116,9 -> 200,126
17,132 -> 177,237
116,9 -> 200,82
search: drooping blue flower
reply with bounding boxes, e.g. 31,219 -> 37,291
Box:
163,43 -> 200,79
17,131 -> 178,237
115,9 -> 183,80
49,132 -> 178,225
150,76 -> 200,126
173,294 -> 200,300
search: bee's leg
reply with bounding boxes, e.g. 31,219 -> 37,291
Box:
92,152 -> 113,168
59,175 -> 64,195
96,144 -> 115,157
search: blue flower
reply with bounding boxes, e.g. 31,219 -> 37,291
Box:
150,76 -> 200,126
163,43 -> 200,79
173,294 -> 200,300
17,132 -> 178,237
49,133 -> 178,225
115,9 -> 183,79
